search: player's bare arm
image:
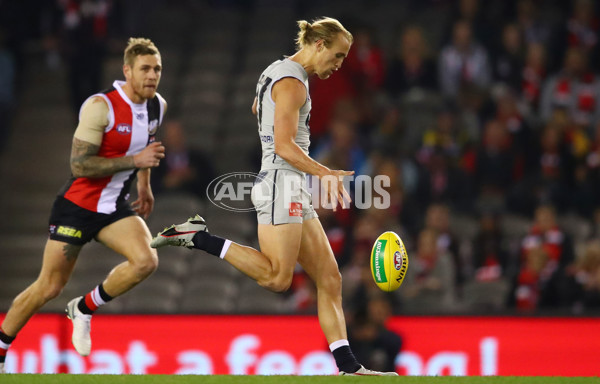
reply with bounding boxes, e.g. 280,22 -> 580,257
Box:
70,97 -> 165,178
273,78 -> 329,176
132,168 -> 154,218
252,96 -> 258,115
71,138 -> 132,178
272,78 -> 353,208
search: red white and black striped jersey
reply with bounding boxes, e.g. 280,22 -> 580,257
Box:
59,80 -> 165,214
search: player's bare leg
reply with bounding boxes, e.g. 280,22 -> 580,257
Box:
297,218 -> 346,343
65,215 -> 158,356
2,240 -> 79,335
152,216 -> 302,292
0,240 -> 80,365
150,215 -> 396,375
96,216 -> 158,297
298,218 -> 398,376
226,223 -> 302,292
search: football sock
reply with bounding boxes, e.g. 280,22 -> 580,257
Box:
0,328 -> 15,364
330,340 -> 361,373
192,231 -> 232,259
78,283 -> 113,315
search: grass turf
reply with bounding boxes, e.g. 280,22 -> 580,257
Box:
0,376 -> 597,384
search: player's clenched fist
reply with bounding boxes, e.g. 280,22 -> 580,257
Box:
133,141 -> 165,168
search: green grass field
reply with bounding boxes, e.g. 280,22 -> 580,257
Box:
1,375 -> 597,384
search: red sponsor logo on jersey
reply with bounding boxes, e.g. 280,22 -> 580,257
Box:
289,202 -> 302,217
116,123 -> 132,135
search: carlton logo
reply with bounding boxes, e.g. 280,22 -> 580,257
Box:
116,123 -> 132,135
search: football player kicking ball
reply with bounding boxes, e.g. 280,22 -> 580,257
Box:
151,18 -> 397,376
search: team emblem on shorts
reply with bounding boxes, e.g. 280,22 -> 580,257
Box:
56,225 -> 83,238
289,202 -> 302,217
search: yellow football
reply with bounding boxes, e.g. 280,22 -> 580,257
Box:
370,231 -> 409,292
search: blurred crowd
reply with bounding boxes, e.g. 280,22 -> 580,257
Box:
2,0 -> 600,321
293,0 -> 600,319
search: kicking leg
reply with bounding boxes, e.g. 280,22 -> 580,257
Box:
151,215 -> 302,292
226,223 -> 301,292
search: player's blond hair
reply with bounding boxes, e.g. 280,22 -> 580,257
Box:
295,17 -> 353,50
123,37 -> 160,67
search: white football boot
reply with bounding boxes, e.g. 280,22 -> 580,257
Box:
339,365 -> 399,376
150,214 -> 208,249
66,297 -> 92,356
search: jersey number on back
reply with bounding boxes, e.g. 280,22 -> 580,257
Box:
256,75 -> 272,131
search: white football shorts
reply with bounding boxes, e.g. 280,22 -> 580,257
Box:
251,169 -> 318,225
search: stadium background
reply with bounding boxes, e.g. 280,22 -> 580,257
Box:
0,0 -> 599,376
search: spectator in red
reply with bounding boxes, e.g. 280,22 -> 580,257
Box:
539,47 -> 600,129
566,0 -> 599,54
520,204 -> 574,268
513,204 -> 574,310
307,67 -> 356,144
495,88 -> 531,157
342,25 -> 386,128
343,25 -> 386,94
521,42 -> 547,110
513,245 -> 552,310
472,209 -> 508,282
